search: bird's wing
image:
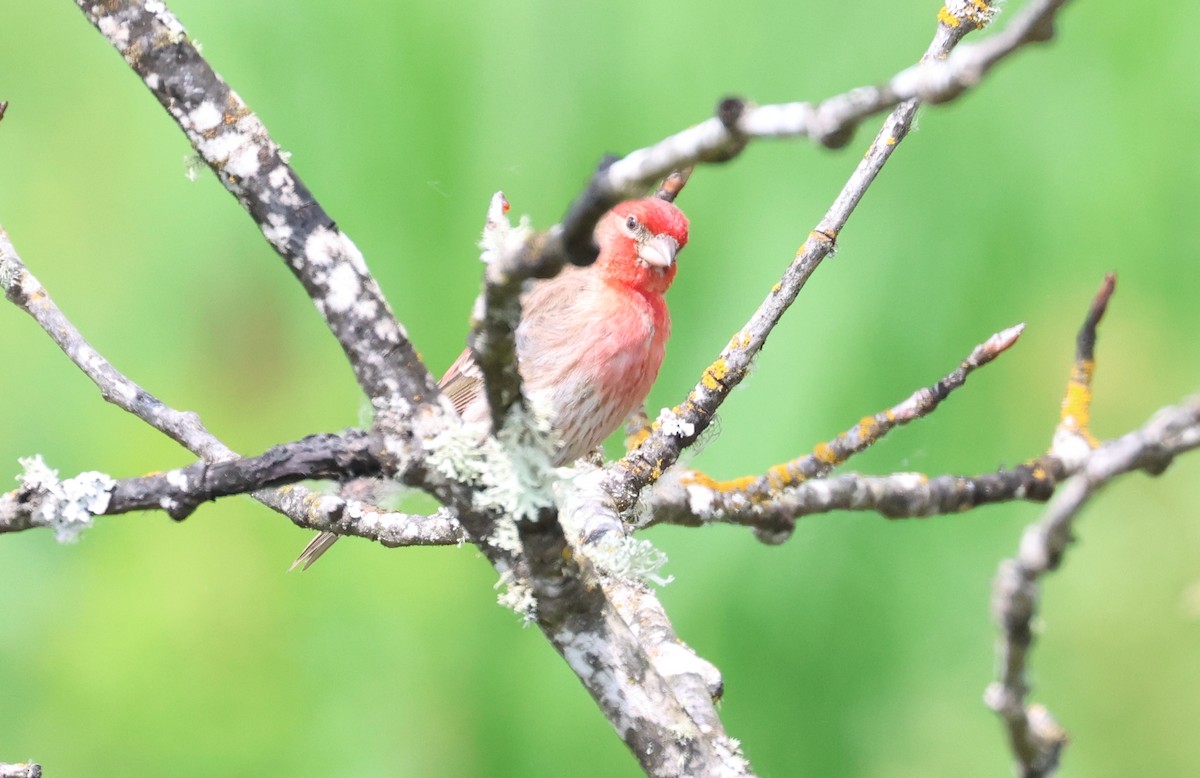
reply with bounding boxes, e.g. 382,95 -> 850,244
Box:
438,347 -> 484,418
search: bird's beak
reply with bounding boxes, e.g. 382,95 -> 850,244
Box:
637,234 -> 679,269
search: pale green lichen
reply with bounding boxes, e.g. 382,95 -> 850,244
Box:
183,153 -> 205,182
494,568 -> 537,624
18,455 -> 114,543
600,536 -> 673,587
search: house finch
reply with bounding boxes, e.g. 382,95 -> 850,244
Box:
293,197 -> 689,569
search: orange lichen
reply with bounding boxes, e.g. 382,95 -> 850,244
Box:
1060,359 -> 1099,446
937,6 -> 961,27
766,463 -> 800,490
624,426 -> 651,451
812,442 -> 840,466
857,415 -> 880,439
701,359 -> 729,392
679,471 -> 763,497
1060,360 -> 1095,428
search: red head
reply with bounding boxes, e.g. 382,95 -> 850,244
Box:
593,198 -> 689,295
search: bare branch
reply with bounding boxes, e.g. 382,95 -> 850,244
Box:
985,395 -> 1200,778
73,0 -> 440,406
1,227 -> 230,459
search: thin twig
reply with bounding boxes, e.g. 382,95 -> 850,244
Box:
1,227 -> 230,459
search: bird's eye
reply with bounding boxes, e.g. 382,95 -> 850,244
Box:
624,215 -> 640,233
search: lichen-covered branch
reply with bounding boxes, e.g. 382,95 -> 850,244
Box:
470,192 -> 531,431
648,323 -> 1024,537
0,431 -> 393,534
2,226 -> 450,549
73,0 -> 440,406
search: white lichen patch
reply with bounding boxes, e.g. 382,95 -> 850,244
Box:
478,191 -> 533,270
606,537 -> 673,586
354,297 -> 379,321
95,14 -> 130,49
560,470 -> 673,586
166,469 -> 190,491
18,454 -> 58,493
267,165 -> 292,190
188,101 -> 223,133
1050,427 -> 1094,471
197,130 -> 261,179
373,317 -> 401,344
260,213 -> 293,252
685,481 -> 715,518
146,1 -> 188,44
655,408 -> 695,438
19,456 -> 114,543
426,401 -> 562,524
302,227 -> 369,276
324,262 -> 362,314
0,256 -> 26,291
267,162 -> 305,209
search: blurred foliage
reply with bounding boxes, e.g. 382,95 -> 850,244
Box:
2,2 -> 1199,776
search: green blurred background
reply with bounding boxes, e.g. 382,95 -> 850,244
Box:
2,1 -> 1198,775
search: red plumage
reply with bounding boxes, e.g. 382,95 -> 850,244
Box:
444,197 -> 688,464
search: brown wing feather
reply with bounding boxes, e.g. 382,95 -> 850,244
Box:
438,347 -> 484,418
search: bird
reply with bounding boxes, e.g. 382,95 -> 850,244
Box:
292,196 -> 689,569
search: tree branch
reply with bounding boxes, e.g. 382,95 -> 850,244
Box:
73,0 -> 441,407
984,394 -> 1200,778
0,431 -> 391,534
1,226 -> 451,549
646,323 -> 1025,537
497,0 -> 1074,284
